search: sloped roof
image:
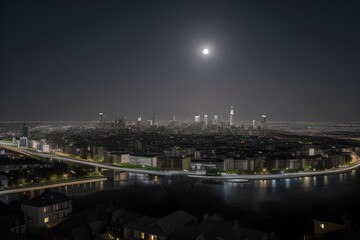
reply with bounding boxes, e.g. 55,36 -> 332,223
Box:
22,190 -> 71,207
151,210 -> 197,236
170,217 -> 268,240
125,210 -> 197,237
110,208 -> 140,226
49,208 -> 107,239
124,216 -> 156,231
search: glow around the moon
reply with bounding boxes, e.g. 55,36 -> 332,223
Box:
203,48 -> 209,55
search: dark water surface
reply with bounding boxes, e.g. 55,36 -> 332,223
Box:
2,169 -> 360,213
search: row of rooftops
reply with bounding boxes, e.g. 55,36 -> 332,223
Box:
46,128 -> 357,156
2,189 -> 360,239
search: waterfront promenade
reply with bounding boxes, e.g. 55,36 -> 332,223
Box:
1,142 -> 360,181
0,176 -> 107,195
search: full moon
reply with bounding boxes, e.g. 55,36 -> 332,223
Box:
203,48 -> 209,55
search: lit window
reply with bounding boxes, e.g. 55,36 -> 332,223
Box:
150,235 -> 158,240
141,232 -> 145,239
320,223 -> 325,229
52,204 -> 59,211
44,217 -> 49,223
43,207 -> 47,213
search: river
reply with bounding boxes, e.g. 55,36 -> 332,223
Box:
1,168 -> 360,213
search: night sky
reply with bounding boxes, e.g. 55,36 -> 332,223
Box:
1,0 -> 360,122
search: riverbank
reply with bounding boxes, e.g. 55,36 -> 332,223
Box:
2,142 -> 360,182
187,161 -> 360,180
0,176 -> 107,195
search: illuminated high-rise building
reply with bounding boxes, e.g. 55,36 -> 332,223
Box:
213,115 -> 219,125
230,106 -> 234,126
204,115 -> 208,128
195,114 -> 201,123
98,113 -> 104,123
262,114 -> 267,129
252,120 -> 256,128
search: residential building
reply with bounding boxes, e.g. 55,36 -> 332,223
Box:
129,153 -> 159,167
18,137 -> 28,148
21,190 -> 72,232
157,156 -> 191,171
124,210 -> 197,240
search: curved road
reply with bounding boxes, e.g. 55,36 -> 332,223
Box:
1,143 -> 360,180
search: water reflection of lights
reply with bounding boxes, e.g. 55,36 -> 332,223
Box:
324,175 -> 328,185
285,179 -> 290,189
271,180 -> 277,188
304,177 -> 310,188
259,180 -> 267,188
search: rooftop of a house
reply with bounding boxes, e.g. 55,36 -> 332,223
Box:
124,215 -> 157,231
110,208 -> 141,227
125,210 -> 197,236
22,190 -> 71,207
170,215 -> 268,240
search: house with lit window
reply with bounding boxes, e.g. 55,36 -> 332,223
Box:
21,190 -> 72,233
303,208 -> 360,239
123,210 -> 197,240
108,208 -> 141,240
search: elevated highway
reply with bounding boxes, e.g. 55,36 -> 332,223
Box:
1,143 -> 360,181
0,143 -> 184,177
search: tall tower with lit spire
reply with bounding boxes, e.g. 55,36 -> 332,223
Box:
230,106 -> 234,126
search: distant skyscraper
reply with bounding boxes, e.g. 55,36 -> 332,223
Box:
21,123 -> 28,137
98,113 -> 104,123
252,120 -> 256,128
204,115 -> 208,128
213,115 -> 218,125
195,114 -> 201,123
230,106 -> 234,126
262,114 -> 267,129
173,115 -> 176,121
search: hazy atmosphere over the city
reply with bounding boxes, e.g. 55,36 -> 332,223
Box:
3,1 -> 360,240
1,0 -> 360,121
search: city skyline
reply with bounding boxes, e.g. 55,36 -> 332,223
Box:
1,0 -> 360,122
2,1 -> 360,239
